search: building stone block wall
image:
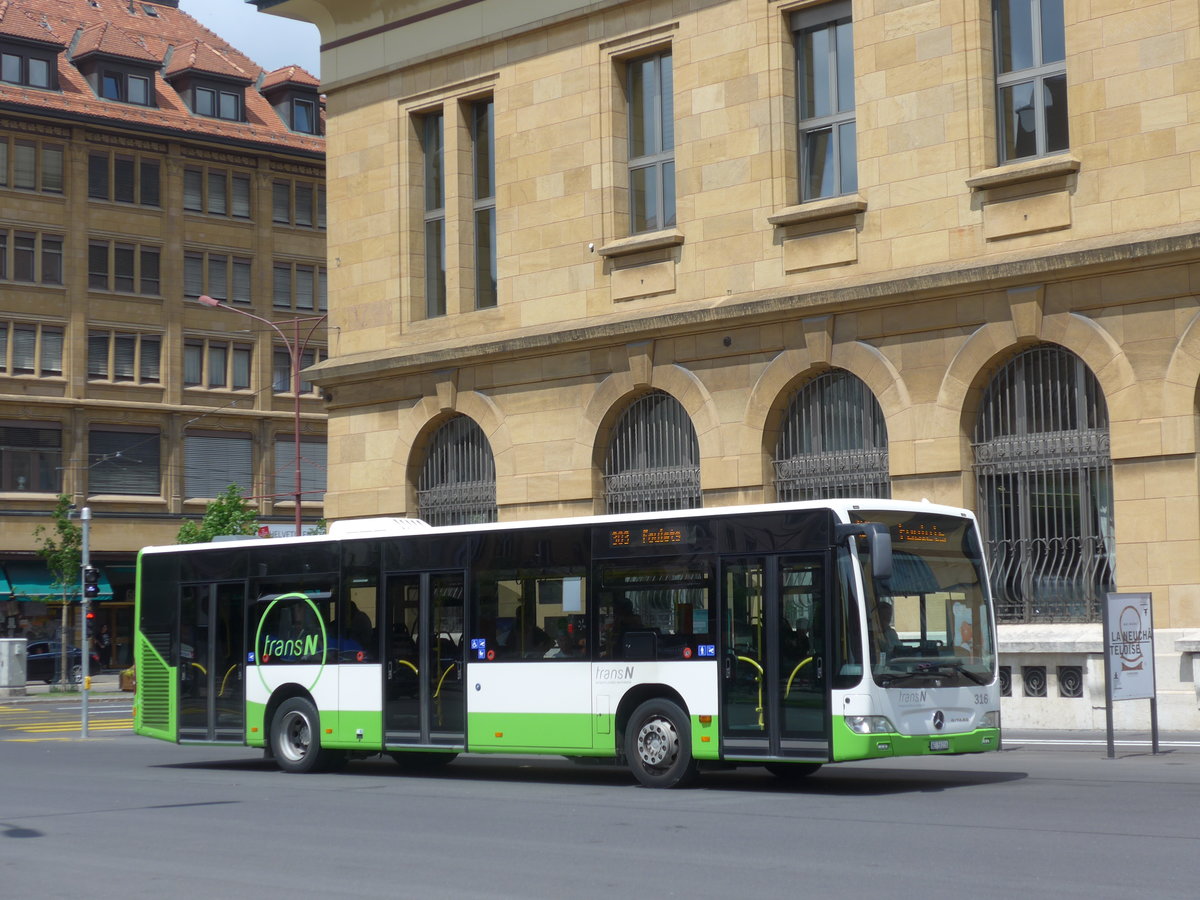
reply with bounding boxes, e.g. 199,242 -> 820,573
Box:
274,0 -> 1200,728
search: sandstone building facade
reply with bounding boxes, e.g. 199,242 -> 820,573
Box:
266,0 -> 1200,728
0,0 -> 326,664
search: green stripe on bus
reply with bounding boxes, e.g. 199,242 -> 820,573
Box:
831,716 -> 1001,760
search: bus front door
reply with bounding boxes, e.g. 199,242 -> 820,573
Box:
383,572 -> 465,747
178,581 -> 245,742
720,556 -> 827,759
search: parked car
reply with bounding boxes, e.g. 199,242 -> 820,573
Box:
25,641 -> 99,684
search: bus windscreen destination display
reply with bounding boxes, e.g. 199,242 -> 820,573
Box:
608,524 -> 691,549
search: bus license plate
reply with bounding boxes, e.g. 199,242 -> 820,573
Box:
929,739 -> 950,751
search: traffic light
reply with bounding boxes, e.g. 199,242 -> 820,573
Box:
85,607 -> 96,621
83,565 -> 100,600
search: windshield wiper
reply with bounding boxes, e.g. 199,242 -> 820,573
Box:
876,660 -> 988,686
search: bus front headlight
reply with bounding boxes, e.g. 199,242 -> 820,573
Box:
980,710 -> 1000,729
845,715 -> 895,734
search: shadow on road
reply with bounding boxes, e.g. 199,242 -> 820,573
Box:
155,753 -> 1027,796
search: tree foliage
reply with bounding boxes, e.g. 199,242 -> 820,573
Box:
32,495 -> 82,600
176,484 -> 258,544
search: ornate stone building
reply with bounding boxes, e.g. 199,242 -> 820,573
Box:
0,0 -> 325,664
264,0 -> 1200,728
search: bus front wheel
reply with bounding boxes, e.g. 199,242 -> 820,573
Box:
625,698 -> 698,789
271,697 -> 332,774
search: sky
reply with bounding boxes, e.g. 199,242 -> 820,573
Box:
178,0 -> 321,77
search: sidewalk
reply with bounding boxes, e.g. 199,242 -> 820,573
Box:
4,672 -> 129,701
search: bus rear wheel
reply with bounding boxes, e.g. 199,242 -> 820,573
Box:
625,699 -> 697,789
271,697 -> 335,774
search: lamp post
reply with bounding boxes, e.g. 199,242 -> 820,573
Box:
196,295 -> 327,536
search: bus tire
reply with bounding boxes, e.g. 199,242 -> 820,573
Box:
764,762 -> 822,781
270,697 -> 328,774
625,698 -> 697,789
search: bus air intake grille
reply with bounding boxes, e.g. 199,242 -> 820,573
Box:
139,644 -> 170,729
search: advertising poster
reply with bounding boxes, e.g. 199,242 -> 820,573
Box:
1105,593 -> 1155,702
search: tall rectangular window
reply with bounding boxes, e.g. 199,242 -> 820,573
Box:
627,52 -> 675,234
994,0 -> 1068,162
422,112 -> 447,318
2,322 -> 62,377
472,99 -> 497,310
184,338 -> 252,390
0,423 -> 62,492
795,2 -> 856,200
87,330 -> 162,385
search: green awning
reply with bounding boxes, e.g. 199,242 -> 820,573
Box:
0,568 -> 10,601
3,562 -> 113,603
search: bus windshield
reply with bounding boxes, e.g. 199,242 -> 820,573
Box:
853,510 -> 996,688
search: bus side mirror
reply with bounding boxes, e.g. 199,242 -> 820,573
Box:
835,523 -> 893,581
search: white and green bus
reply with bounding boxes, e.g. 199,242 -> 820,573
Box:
134,499 -> 1000,787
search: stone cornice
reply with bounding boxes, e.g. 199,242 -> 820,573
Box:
310,225 -> 1200,387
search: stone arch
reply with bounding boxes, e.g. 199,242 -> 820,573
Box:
743,340 -> 911,489
397,387 -> 512,514
572,362 -> 722,503
934,312 -> 1137,467
1161,308 -> 1200,456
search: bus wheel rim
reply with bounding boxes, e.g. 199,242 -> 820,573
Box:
637,716 -> 678,769
280,711 -> 311,762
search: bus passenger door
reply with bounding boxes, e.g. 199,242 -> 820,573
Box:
178,581 -> 245,742
383,572 -> 465,747
720,556 -> 827,759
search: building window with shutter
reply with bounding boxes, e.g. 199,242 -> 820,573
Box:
87,151 -> 159,206
184,432 -> 253,499
183,338 -> 252,390
183,165 -> 252,218
0,321 -> 63,378
87,240 -> 161,295
87,330 -> 161,384
88,428 -> 161,496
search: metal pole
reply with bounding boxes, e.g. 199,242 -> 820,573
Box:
292,317 -> 303,537
80,506 -> 90,738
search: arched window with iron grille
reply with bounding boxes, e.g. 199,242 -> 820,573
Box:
417,416 -> 497,526
603,391 -> 700,514
773,370 -> 890,501
972,344 -> 1115,622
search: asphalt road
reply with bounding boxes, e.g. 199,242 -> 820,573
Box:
2,713 -> 1198,900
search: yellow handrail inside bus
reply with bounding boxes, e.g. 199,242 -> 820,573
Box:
395,659 -> 418,676
785,656 -> 813,699
219,664 -> 238,697
737,655 -> 764,727
434,662 -> 456,698
189,662 -> 207,676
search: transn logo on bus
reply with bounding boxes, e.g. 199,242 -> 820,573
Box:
594,666 -> 634,682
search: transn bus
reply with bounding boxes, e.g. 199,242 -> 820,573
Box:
134,499 -> 1000,787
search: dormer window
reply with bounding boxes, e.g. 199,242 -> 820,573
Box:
1,49 -> 56,89
101,70 -> 151,105
292,97 -> 316,134
194,85 -> 242,121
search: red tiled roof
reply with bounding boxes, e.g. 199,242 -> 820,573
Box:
163,38 -> 252,83
73,20 -> 159,64
262,65 -> 319,92
0,0 -> 322,156
0,1 -> 70,46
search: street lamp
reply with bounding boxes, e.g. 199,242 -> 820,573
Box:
196,295 -> 327,536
